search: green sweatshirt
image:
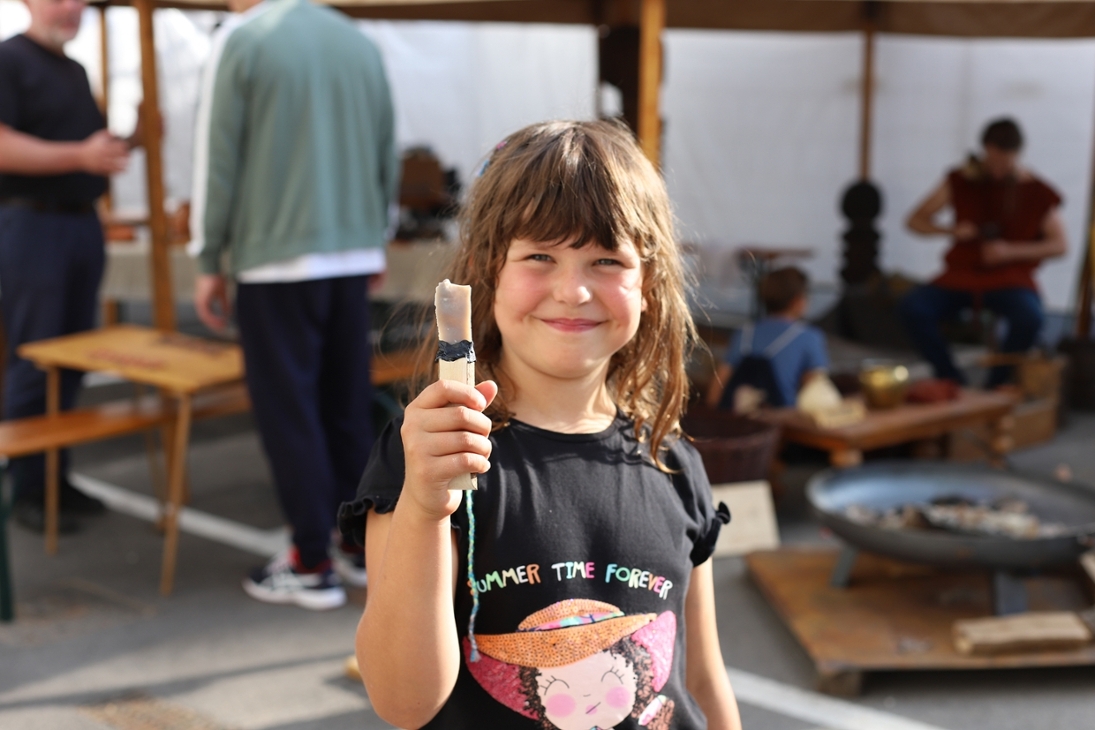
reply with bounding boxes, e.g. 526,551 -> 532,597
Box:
192,0 -> 399,276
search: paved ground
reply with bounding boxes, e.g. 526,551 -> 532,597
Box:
2,382 -> 1094,729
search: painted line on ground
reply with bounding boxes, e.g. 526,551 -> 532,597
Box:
727,667 -> 950,730
69,473 -> 290,558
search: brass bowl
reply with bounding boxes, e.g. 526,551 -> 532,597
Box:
859,364 -> 910,409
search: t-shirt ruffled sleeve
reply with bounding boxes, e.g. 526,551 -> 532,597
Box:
671,438 -> 732,566
337,415 -> 406,547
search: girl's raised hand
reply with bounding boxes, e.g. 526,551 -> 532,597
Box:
400,379 -> 498,521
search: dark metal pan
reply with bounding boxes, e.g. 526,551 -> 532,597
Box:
807,462 -> 1095,571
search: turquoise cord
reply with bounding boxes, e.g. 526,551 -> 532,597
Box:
465,489 -> 481,662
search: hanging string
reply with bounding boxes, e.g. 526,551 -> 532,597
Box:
465,490 -> 481,662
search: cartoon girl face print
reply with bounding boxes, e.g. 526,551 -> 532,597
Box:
535,650 -> 638,730
464,600 -> 677,729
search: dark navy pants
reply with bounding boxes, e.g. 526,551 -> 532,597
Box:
236,275 -> 375,569
0,206 -> 104,500
898,284 -> 1043,387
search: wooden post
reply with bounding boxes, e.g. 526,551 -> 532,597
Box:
160,393 -> 192,596
135,0 -> 176,331
637,0 -> 665,166
44,367 -> 60,555
97,7 -> 110,120
858,13 -> 877,180
98,5 -> 112,214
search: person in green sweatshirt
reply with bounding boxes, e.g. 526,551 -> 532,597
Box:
190,0 -> 399,610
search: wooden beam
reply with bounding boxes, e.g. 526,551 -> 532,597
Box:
135,0 -> 176,331
637,0 -> 664,166
1077,59 -> 1095,341
858,11 -> 877,180
97,6 -> 110,115
99,5 -> 113,214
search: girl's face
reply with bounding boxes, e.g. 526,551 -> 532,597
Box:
494,237 -> 645,386
536,650 -> 638,730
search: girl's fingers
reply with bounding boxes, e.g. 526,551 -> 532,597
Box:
412,379 -> 489,412
422,431 -> 493,460
415,405 -> 492,436
448,452 -> 492,476
476,380 -> 499,408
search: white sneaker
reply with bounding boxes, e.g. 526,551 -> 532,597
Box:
243,550 -> 346,610
330,545 -> 368,588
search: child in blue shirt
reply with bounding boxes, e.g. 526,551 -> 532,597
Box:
706,267 -> 829,410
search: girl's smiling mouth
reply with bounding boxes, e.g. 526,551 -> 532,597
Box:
542,318 -> 601,332
585,702 -> 601,715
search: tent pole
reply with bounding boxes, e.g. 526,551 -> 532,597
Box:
97,6 -> 110,117
858,6 -> 878,180
638,0 -> 664,166
135,0 -> 176,331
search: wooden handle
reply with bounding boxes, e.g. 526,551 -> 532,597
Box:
439,358 -> 477,491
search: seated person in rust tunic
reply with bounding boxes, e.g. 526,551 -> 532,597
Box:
899,118 -> 1067,387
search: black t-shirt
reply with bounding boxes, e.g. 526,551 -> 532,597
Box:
0,34 -> 107,203
340,414 -> 729,730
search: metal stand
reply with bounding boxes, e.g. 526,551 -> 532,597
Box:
992,570 -> 1029,616
830,546 -> 859,588
1,465 -> 14,622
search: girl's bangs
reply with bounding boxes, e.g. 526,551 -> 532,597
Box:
502,137 -> 631,252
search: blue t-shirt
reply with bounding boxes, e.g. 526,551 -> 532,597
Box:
725,318 -> 829,406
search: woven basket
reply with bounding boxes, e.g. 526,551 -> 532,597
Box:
681,408 -> 781,485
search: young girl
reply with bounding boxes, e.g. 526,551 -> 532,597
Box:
340,120 -> 742,729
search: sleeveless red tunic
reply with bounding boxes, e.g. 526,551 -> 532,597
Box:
933,167 -> 1061,293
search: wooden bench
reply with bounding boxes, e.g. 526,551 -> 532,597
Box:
0,384 -> 252,621
0,345 -> 419,616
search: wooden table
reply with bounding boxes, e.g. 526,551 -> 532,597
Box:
18,325 -> 244,595
755,389 -> 1018,468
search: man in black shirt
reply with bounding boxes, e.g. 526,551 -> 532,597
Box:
0,0 -> 131,532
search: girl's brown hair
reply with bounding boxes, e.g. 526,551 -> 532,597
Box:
415,119 -> 696,469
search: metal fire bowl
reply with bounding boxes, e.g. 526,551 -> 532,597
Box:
807,462 -> 1095,571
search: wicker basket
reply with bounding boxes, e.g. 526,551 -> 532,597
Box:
681,408 -> 781,485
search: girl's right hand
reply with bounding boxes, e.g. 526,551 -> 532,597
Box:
400,379 -> 498,521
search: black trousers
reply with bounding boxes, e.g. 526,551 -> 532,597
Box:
236,275 -> 375,568
0,206 -> 104,500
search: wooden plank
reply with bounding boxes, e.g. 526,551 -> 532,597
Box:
134,0 -> 176,331
758,390 -> 1016,453
0,345 -> 416,463
0,400 -> 168,458
746,548 -> 1095,675
858,17 -> 876,180
19,325 -> 243,394
954,612 -> 1092,656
